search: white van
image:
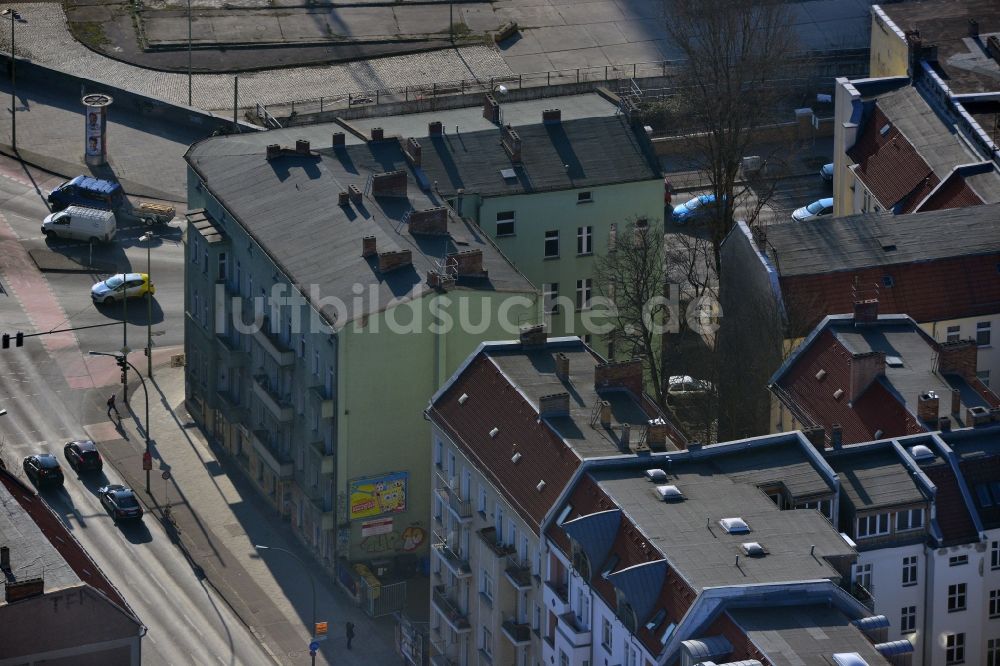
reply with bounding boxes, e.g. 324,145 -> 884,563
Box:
41,206 -> 116,243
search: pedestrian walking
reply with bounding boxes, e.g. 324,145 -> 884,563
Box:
107,393 -> 120,420
345,621 -> 355,650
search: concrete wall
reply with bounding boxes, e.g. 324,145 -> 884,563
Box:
651,111 -> 835,157
869,8 -> 910,79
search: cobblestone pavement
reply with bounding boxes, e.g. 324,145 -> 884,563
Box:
0,3 -> 513,113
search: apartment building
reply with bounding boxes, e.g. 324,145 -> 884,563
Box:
718,205 -> 1000,437
0,467 -> 144,663
183,131 -> 538,584
830,2 -> 1000,217
427,331 -> 910,665
769,310 -> 1000,444
425,329 -> 682,666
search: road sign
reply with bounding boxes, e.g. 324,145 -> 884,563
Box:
161,470 -> 171,480
309,641 -> 320,652
142,451 -> 152,471
309,651 -> 316,658
314,621 -> 328,641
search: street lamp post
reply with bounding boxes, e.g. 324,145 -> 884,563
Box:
7,9 -> 19,152
255,544 -> 317,665
187,0 -> 192,106
140,232 -> 154,379
90,351 -> 150,492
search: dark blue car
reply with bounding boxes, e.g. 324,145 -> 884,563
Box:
48,175 -> 125,212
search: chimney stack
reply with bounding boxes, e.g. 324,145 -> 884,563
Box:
483,93 -> 500,124
539,392 -> 570,418
599,400 -> 612,427
362,236 -> 377,258
333,132 -> 346,147
621,423 -> 631,451
938,340 -> 978,380
646,419 -> 668,451
429,121 -> 443,136
408,207 -> 448,236
951,389 -> 961,415
404,137 -> 422,167
378,250 -> 412,273
371,127 -> 385,142
801,426 -> 826,451
265,143 -> 281,160
338,191 -> 350,206
917,391 -> 940,423
371,170 -> 408,198
348,184 -> 363,204
295,139 -> 310,154
0,546 -> 9,571
938,416 -> 952,432
501,125 -> 522,162
594,360 -> 643,395
849,351 -> 886,402
520,324 -> 547,348
831,424 -> 843,449
554,353 -> 570,382
448,249 -> 486,277
542,108 -> 562,124
969,18 -> 980,39
967,405 -> 992,427
853,298 -> 879,325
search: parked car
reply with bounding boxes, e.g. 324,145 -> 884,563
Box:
41,206 -> 116,243
791,197 -> 834,222
48,175 -> 125,212
22,453 -> 65,489
671,194 -> 717,225
98,484 -> 144,522
91,273 -> 155,304
64,439 -> 103,472
667,375 -> 716,397
820,163 -> 834,182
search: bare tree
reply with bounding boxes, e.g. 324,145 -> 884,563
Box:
594,217 -> 672,408
662,0 -> 797,265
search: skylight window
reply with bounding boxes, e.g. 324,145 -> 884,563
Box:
977,483 -> 993,508
645,608 -> 666,631
654,484 -> 684,501
645,468 -> 667,483
741,542 -> 766,557
909,444 -> 934,461
500,168 -> 517,180
660,622 -> 676,646
719,517 -> 750,534
886,356 -> 903,367
458,393 -> 469,404
879,123 -> 891,136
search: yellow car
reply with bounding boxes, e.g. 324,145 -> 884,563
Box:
91,273 -> 155,304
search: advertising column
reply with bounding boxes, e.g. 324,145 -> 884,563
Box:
82,93 -> 113,167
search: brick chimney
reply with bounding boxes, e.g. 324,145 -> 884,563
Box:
830,424 -> 843,449
646,419 -> 668,451
849,351 -> 885,402
362,235 -> 377,258
338,191 -> 350,206
266,144 -> 281,160
938,416 -> 952,432
372,170 -> 408,198
403,137 -> 422,167
520,324 -> 547,348
967,405 -> 992,427
554,352 -> 569,381
408,207 -> 448,236
333,132 -> 346,147
937,340 -> 977,380
378,249 -> 412,273
951,389 -> 961,415
917,391 -> 940,423
371,127 -> 385,142
448,249 -> 486,277
853,298 -> 879,325
295,139 -> 311,154
501,125 -> 522,162
429,121 -> 443,136
595,360 -> 643,395
542,108 -> 562,124
348,184 -> 363,204
483,93 -> 500,124
801,426 -> 826,451
539,392 -> 570,418
5,578 -> 44,603
598,400 -> 612,427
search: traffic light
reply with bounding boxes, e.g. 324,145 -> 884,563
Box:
1,334 -> 8,349
120,370 -> 127,384
143,347 -> 149,357
14,332 -> 22,347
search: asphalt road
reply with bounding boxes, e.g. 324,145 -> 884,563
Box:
0,157 -> 271,666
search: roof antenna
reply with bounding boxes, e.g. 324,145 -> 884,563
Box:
810,544 -> 815,556
735,555 -> 740,568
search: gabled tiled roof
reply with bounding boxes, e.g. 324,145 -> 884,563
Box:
916,170 -> 984,212
919,462 -> 979,546
847,106 -> 937,212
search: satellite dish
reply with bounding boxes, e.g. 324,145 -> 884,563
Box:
497,85 -> 509,95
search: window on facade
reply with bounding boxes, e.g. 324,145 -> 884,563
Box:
947,325 -> 961,343
559,651 -> 569,666
978,321 -> 992,346
576,279 -> 592,311
896,508 -> 924,532
313,350 -> 320,376
947,583 -> 967,612
577,226 -> 593,254
854,563 -> 872,591
218,252 -> 227,281
496,211 -> 515,237
993,541 -> 1000,569
989,638 -> 1000,666
601,617 -> 612,652
434,440 -> 442,468
900,606 -> 916,633
608,223 -> 617,252
949,555 -> 968,567
544,230 -> 559,258
902,556 -> 917,586
481,570 -> 494,602
946,633 -> 965,665
577,191 -> 592,204
979,370 -> 992,388
481,626 -> 493,656
991,590 -> 1000,618
478,485 -> 487,515
542,283 -> 559,315
203,248 -> 209,274
856,513 -> 889,538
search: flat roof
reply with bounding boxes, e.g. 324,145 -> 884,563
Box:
185,136 -> 535,326
762,202 -> 1000,277
729,604 -> 889,666
592,453 -> 853,593
826,444 -> 927,510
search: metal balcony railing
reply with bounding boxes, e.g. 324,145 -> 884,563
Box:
477,527 -> 516,558
435,471 -> 472,521
432,585 -> 471,632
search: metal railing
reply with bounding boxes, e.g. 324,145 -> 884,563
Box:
435,471 -> 473,520
432,585 -> 471,631
360,577 -> 407,617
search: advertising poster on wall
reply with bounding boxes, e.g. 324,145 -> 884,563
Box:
349,471 -> 407,520
82,93 -> 112,166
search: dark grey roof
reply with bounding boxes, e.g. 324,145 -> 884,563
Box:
606,559 -> 667,622
593,452 -> 854,593
419,115 -> 661,198
761,203 -> 1000,277
729,605 -> 889,666
710,439 -> 834,500
941,426 -> 1000,460
185,136 -> 534,327
562,509 -> 621,574
486,342 -> 660,458
826,444 -> 927,510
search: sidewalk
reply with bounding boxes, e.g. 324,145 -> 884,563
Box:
88,358 -> 402,666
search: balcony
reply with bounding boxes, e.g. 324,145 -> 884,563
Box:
251,430 -> 293,478
215,332 -> 248,367
477,526 -> 516,559
309,385 -> 334,420
432,532 -> 471,578
306,437 -> 335,475
504,555 -> 532,590
435,472 -> 473,523
216,389 -> 247,421
501,618 -> 532,646
544,579 -> 570,615
432,585 -> 471,634
557,612 -> 592,648
252,317 -> 295,366
850,581 -> 875,612
252,374 -> 294,422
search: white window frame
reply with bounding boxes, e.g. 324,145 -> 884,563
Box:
856,513 -> 889,538
544,230 -> 559,259
992,541 -> 1000,570
945,632 -> 965,665
978,321 -> 992,346
576,278 -> 592,311
978,369 -> 991,388
854,563 -> 872,590
601,617 -> 612,652
577,226 -> 593,255
902,555 -> 917,586
577,191 -> 593,204
496,211 -> 515,237
947,583 -> 967,612
947,325 -> 961,343
900,605 -> 916,634
542,283 -> 559,315
896,508 -> 924,532
991,589 -> 1000,618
